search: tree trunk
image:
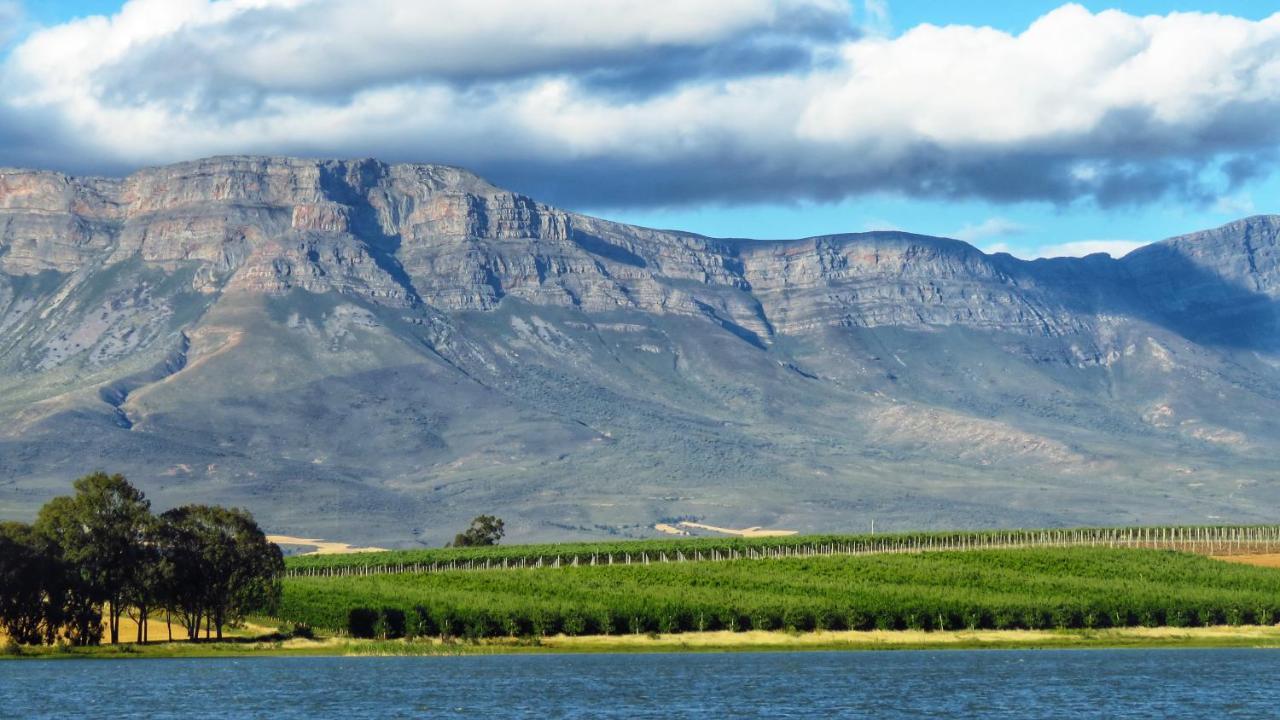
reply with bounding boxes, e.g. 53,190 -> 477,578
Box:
109,601 -> 120,645
166,609 -> 172,642
215,608 -> 224,640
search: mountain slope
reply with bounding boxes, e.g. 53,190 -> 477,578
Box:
1,157 -> 1277,544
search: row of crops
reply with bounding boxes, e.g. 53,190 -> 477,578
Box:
283,525 -> 1280,576
274,548 -> 1280,638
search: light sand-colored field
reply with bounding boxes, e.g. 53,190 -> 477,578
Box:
653,523 -> 689,536
12,625 -> 1280,658
677,522 -> 797,537
1215,553 -> 1280,568
267,535 -> 387,555
536,625 -> 1280,651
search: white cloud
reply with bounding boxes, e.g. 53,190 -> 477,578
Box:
860,0 -> 891,36
954,217 -> 1028,243
0,1 -> 23,47
1213,193 -> 1255,216
1033,240 -> 1147,259
0,2 -> 1278,211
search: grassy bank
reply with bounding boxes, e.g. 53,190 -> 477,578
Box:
278,548 -> 1280,639
10,625 -> 1280,660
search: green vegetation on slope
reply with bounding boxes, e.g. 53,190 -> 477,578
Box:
277,548 -> 1280,639
283,525 -> 1280,574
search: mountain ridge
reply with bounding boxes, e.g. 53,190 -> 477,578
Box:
1,156 -> 1278,544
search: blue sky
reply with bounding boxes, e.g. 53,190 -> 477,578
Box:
2,1 -> 1277,257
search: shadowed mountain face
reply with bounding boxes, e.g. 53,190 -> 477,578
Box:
1,156 -> 1278,545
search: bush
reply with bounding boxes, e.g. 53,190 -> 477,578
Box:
561,608 -> 587,636
278,622 -> 314,639
347,608 -> 378,638
409,605 -> 436,638
379,608 -> 407,639
1,638 -> 21,656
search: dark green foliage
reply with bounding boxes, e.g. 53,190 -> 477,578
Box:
156,505 -> 285,641
277,549 -> 1280,640
3,472 -> 284,648
35,472 -> 153,644
379,608 -> 406,639
347,608 -> 378,638
0,522 -> 87,645
451,515 -> 505,548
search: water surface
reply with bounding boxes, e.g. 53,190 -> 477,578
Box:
3,648 -> 1277,718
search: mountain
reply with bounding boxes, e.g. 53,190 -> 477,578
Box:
1,156 -> 1278,545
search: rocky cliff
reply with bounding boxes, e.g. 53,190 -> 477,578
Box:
1,157 -> 1277,544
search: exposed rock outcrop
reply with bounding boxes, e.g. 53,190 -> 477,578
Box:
1,156 -> 1278,544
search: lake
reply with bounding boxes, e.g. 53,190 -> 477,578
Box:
3,648 -> 1278,718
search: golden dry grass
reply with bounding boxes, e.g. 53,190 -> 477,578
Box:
676,522 -> 798,537
266,535 -> 387,555
1214,553 -> 1280,569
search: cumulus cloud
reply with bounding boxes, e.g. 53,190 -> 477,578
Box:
1212,193 -> 1256,216
0,1 -> 1278,211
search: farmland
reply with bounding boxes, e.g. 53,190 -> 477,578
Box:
283,525 -> 1280,576
275,547 -> 1280,640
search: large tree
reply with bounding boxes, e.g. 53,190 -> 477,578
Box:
35,472 -> 153,644
0,522 -> 59,645
157,505 -> 283,641
0,521 -> 100,646
450,515 -> 505,547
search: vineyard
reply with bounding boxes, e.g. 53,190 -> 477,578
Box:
283,525 -> 1280,577
275,547 -> 1280,640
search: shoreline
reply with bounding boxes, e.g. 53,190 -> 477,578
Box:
8,625 -> 1280,660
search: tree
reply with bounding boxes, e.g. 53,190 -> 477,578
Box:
0,521 -> 100,646
156,505 -> 284,641
0,522 -> 59,645
450,515 -> 506,547
35,472 -> 153,644
121,516 -> 162,643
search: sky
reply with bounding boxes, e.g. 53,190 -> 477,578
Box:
0,1 -> 1277,258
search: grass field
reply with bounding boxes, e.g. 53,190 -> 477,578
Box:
275,548 -> 1280,639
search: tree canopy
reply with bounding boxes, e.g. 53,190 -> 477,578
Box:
450,515 -> 506,547
0,472 -> 283,646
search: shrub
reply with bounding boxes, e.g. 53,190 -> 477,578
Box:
347,608 -> 378,638
409,605 -> 436,638
561,609 -> 587,636
379,608 -> 407,639
1,638 -> 21,656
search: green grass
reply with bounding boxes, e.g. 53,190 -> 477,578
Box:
283,525 -> 1280,574
277,548 -> 1280,639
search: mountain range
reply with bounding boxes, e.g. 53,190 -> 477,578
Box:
1,156 -> 1277,545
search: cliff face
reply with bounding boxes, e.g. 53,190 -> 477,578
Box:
1,156 -> 1278,544
0,156 -> 1141,346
